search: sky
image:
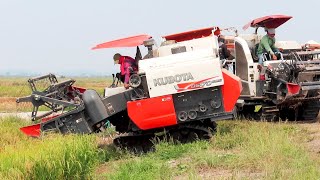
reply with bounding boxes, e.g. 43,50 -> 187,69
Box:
0,0 -> 319,76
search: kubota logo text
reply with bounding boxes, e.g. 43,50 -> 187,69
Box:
153,73 -> 194,87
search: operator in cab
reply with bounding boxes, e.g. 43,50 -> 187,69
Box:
113,53 -> 138,89
218,35 -> 234,73
218,36 -> 231,60
257,28 -> 279,64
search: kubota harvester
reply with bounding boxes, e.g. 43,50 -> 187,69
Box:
222,15 -> 320,121
17,27 -> 242,149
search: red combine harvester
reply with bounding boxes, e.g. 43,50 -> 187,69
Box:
17,27 -> 242,150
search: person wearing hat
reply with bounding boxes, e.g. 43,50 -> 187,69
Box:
257,28 -> 279,64
113,53 -> 138,89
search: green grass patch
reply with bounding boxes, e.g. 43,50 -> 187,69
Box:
0,116 -> 30,147
0,76 -> 111,98
191,121 -> 320,179
106,158 -> 173,180
0,116 -> 103,180
104,121 -> 320,180
152,140 -> 210,160
1,116 -> 319,180
0,77 -> 31,97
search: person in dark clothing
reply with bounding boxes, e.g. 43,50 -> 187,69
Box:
218,36 -> 235,73
218,36 -> 230,60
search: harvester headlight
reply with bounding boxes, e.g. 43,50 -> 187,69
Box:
129,74 -> 142,88
178,111 -> 188,121
188,110 -> 197,120
211,100 -> 221,109
199,104 -> 208,112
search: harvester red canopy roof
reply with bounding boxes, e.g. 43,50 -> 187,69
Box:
162,27 -> 220,42
92,34 -> 152,50
243,15 -> 292,30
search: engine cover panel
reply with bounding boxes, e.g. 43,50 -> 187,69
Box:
173,87 -> 224,122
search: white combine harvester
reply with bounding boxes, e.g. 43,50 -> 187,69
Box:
221,15 -> 320,120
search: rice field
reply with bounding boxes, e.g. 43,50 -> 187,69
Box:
1,77 -> 320,179
0,76 -> 111,112
1,116 -> 320,179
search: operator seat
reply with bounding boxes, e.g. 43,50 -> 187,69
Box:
238,34 -> 262,62
250,44 -> 260,62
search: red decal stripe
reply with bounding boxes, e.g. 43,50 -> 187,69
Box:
175,76 -> 219,92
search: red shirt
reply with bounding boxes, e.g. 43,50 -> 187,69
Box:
119,56 -> 137,84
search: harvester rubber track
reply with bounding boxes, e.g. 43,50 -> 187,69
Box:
113,121 -> 217,153
261,106 -> 279,121
299,101 -> 320,121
